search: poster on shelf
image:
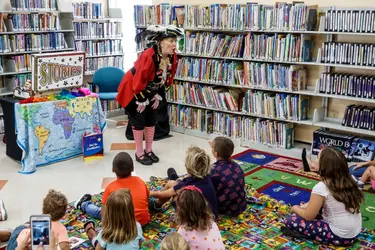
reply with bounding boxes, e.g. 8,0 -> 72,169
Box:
31,52 -> 85,93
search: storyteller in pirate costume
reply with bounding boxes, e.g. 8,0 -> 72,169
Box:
116,25 -> 183,165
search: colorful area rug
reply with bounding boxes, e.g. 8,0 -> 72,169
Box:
232,149 -> 375,231
62,176 -> 375,250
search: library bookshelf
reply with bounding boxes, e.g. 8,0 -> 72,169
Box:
72,1 -> 124,118
134,4 -> 375,152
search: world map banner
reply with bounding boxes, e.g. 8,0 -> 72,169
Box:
15,96 -> 106,174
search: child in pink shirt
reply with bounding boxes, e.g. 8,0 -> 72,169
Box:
7,190 -> 70,250
175,186 -> 225,250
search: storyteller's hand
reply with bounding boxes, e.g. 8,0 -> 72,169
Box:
151,94 -> 162,110
136,100 -> 149,113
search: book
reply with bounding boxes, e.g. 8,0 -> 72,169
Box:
73,2 -> 103,19
349,138 -> 375,162
312,129 -> 355,158
85,56 -> 123,74
75,40 -> 123,56
342,105 -> 375,130
74,22 -> 122,39
82,132 -> 104,162
11,0 -> 57,11
325,9 -> 375,33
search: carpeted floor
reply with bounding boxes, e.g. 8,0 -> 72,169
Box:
232,149 -> 375,231
63,175 -> 375,249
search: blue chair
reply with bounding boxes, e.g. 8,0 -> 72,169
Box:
93,67 -> 125,100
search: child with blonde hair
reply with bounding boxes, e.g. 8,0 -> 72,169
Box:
175,186 -> 224,249
149,146 -> 218,218
160,232 -> 190,250
84,189 -> 144,250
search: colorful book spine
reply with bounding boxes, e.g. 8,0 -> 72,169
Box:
10,14 -> 59,31
75,40 -> 123,56
85,56 -> 123,74
74,22 -> 122,39
10,33 -> 67,52
342,105 -> 375,131
73,2 -> 103,19
11,0 -> 57,11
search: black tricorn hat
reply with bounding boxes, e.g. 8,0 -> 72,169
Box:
135,25 -> 184,44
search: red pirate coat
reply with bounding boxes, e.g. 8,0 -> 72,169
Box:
116,47 -> 178,108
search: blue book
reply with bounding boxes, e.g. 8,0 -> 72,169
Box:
82,133 -> 104,162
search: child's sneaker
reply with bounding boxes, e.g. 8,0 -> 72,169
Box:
351,175 -> 364,190
148,197 -> 162,212
75,194 -> 92,210
0,198 -> 7,221
167,168 -> 179,181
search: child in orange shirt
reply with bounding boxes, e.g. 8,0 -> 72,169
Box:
75,152 -> 150,225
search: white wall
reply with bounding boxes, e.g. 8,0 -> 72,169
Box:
109,0 -> 153,71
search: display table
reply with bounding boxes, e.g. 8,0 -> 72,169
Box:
0,97 -> 23,161
15,96 -> 106,174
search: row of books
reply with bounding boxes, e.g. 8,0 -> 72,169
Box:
134,4 -> 184,27
245,3 -> 318,31
319,73 -> 375,99
10,0 -> 57,10
168,105 -> 207,132
244,63 -> 306,91
14,54 -> 31,72
167,104 -> 294,147
342,105 -> 375,131
185,4 -> 245,30
185,32 -> 244,58
73,2 -> 103,19
167,82 -> 242,112
10,33 -> 67,52
312,129 -> 375,162
244,33 -> 313,62
242,90 -> 309,121
100,100 -> 121,113
73,22 -> 122,39
175,58 -> 244,85
11,73 -> 32,87
0,35 -> 11,53
320,42 -> 375,66
7,14 -> 60,32
324,10 -> 375,33
85,56 -> 123,74
242,117 -> 294,149
75,40 -> 122,56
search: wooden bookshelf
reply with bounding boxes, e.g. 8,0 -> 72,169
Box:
134,4 -> 375,150
0,2 -> 75,101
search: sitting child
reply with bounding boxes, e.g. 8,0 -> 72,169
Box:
210,137 -> 246,216
355,165 -> 375,190
283,147 -> 363,246
175,186 -> 225,249
75,152 -> 150,225
7,190 -> 70,250
84,189 -> 144,250
160,232 -> 190,250
349,160 -> 375,189
149,146 -> 218,218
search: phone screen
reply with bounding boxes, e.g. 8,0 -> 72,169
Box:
32,220 -> 50,246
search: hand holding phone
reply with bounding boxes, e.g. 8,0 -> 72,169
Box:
30,215 -> 51,250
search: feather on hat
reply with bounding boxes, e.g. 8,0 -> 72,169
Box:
135,25 -> 184,44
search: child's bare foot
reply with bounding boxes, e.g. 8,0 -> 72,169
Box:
84,221 -> 97,241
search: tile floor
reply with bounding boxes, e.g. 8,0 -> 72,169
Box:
0,118 -> 306,229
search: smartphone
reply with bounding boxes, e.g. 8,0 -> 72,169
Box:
30,215 -> 51,250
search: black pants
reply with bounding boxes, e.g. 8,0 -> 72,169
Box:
126,97 -> 170,140
125,98 -> 157,130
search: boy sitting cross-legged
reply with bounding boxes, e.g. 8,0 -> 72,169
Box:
209,137 -> 247,216
75,152 -> 150,226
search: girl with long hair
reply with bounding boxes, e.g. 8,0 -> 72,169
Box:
283,147 -> 364,246
175,186 -> 224,250
84,189 -> 144,250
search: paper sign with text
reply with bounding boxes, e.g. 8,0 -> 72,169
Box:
32,52 -> 85,92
